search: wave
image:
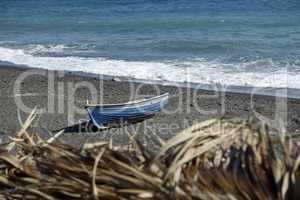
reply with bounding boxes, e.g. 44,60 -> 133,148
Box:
24,44 -> 68,54
23,44 -> 97,56
0,46 -> 300,89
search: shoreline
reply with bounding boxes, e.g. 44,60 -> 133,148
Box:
2,62 -> 300,100
1,64 -> 300,146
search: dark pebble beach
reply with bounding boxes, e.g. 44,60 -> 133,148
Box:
1,65 -> 300,147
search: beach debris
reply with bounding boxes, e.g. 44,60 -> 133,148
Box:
1,111 -> 300,199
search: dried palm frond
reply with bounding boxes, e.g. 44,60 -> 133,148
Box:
1,111 -> 300,200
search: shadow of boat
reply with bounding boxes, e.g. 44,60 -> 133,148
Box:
60,114 -> 155,133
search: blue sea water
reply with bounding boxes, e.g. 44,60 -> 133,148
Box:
0,0 -> 300,89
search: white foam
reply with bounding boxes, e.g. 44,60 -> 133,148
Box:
0,46 -> 300,89
25,44 -> 69,54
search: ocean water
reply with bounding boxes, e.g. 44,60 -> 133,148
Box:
0,0 -> 300,90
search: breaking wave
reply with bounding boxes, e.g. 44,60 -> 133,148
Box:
0,46 -> 300,90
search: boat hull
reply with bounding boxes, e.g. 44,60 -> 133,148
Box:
86,94 -> 169,128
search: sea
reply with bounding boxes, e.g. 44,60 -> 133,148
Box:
0,0 -> 300,96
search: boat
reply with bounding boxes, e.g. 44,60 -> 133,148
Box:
85,93 -> 169,129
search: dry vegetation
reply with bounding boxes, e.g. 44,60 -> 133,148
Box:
1,110 -> 300,199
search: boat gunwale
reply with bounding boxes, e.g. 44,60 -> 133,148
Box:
85,93 -> 169,108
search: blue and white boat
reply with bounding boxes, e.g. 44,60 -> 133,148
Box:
86,93 -> 169,129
